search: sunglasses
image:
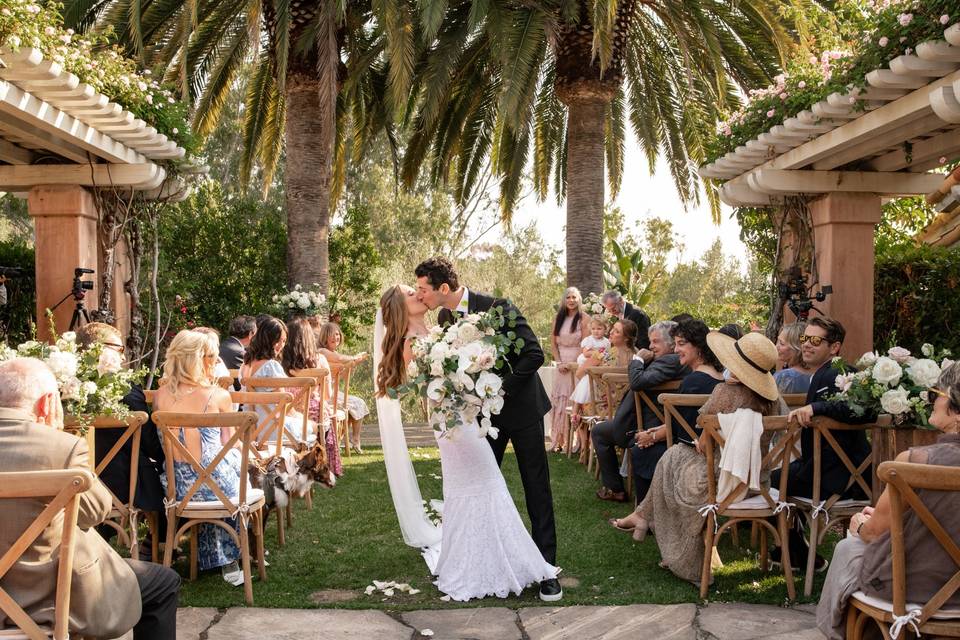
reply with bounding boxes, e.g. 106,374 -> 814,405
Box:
929,386 -> 949,400
103,342 -> 125,354
799,335 -> 828,347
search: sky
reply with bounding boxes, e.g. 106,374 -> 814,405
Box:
492,130 -> 750,269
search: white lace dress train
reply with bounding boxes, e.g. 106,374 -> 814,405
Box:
433,420 -> 557,601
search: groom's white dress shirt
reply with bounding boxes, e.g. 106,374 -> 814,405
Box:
454,287 -> 470,316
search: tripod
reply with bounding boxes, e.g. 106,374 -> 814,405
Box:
50,291 -> 91,331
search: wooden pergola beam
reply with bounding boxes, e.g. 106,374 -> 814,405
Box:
747,169 -> 945,196
0,164 -> 165,190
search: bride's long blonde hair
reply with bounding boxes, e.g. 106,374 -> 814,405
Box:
376,285 -> 409,397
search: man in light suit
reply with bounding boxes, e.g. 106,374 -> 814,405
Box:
0,358 -> 179,639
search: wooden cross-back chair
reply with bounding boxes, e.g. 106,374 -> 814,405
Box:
633,380 -> 683,428
328,360 -> 357,457
79,413 -> 151,560
0,469 -> 94,640
790,415 -> 878,597
242,378 -> 317,449
570,366 -> 626,470
659,393 -> 711,448
152,411 -> 265,605
588,372 -> 635,484
698,415 -> 801,600
290,367 -> 331,458
846,460 -> 960,640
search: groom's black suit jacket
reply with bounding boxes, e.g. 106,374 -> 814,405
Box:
438,291 -> 552,431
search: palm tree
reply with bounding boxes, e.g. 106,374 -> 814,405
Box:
401,0 -> 798,295
64,0 -> 411,292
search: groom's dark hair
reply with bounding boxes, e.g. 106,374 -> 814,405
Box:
415,257 -> 459,290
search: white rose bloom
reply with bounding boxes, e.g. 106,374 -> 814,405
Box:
834,373 -> 854,393
406,360 -> 419,378
97,349 -> 123,376
61,331 -> 77,343
456,324 -> 481,345
430,360 -> 444,377
475,346 -> 497,371
426,378 -> 446,402
430,341 -> 450,362
887,346 -> 912,364
82,380 -> 98,395
921,343 -> 935,357
44,351 -> 78,381
288,302 -> 295,308
880,386 -> 912,415
444,326 -> 459,344
430,325 -> 445,338
907,358 -> 941,388
871,356 -> 903,386
855,352 -> 878,369
475,371 -> 503,398
61,378 -> 81,401
464,313 -> 482,324
297,296 -> 311,309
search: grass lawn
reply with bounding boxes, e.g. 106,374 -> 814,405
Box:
176,445 -> 828,609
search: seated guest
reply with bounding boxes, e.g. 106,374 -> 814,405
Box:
220,316 -> 256,371
281,317 -> 343,476
602,290 -> 651,349
816,363 -> 960,640
76,322 -> 165,557
156,330 -> 247,586
318,321 -> 370,453
617,332 -> 785,587
570,319 -> 639,463
773,321 -> 815,394
718,323 -> 744,340
0,358 -> 179,638
776,316 -> 873,570
594,321 -> 690,504
194,327 -> 232,378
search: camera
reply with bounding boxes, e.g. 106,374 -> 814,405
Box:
72,267 -> 95,300
777,267 -> 832,320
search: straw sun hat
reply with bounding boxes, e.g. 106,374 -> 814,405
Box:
706,331 -> 780,401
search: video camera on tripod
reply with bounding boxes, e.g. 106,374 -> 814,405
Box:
51,267 -> 96,330
777,266 -> 832,321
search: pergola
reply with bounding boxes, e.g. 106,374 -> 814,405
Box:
698,23 -> 960,359
0,46 -> 186,339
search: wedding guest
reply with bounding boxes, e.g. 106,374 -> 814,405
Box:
0,358 -> 180,639
718,323 -> 744,340
615,332 -> 785,588
774,316 -> 874,571
281,317 -> 342,476
569,319 -> 639,463
318,321 -> 370,454
194,327 -> 231,378
773,322 -> 815,394
220,316 -> 256,371
594,320 -> 690,504
576,317 -> 612,376
548,287 -> 591,452
817,363 -> 960,640
602,290 -> 651,349
76,322 -> 165,557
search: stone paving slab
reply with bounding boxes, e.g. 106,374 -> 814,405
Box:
205,608 -> 412,640
697,603 -> 816,640
177,607 -> 220,640
400,607 -> 521,640
519,604 -> 698,640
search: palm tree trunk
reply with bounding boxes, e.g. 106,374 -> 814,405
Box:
565,98 -> 607,295
284,67 -> 332,291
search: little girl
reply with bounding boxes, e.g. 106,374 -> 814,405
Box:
576,317 -> 611,378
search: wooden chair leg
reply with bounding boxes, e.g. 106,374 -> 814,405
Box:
255,512 -> 267,581
759,527 -> 769,572
700,518 -> 715,599
162,512 -> 176,567
275,505 -> 285,547
128,516 -> 140,561
778,514 -> 797,600
804,512 -> 819,598
341,421 -> 351,458
189,526 -> 199,581
730,522 -> 740,548
750,521 -> 759,549
845,606 -> 859,640
149,513 -> 160,563
565,414 -> 574,459
239,524 -> 254,605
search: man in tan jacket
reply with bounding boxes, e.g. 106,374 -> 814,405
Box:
0,358 -> 179,639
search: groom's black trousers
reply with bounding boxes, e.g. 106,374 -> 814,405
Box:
487,418 -> 557,566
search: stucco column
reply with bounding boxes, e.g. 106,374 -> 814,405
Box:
808,193 -> 882,362
27,186 -> 99,341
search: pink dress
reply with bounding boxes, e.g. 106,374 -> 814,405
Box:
548,314 -> 584,448
306,353 -> 343,476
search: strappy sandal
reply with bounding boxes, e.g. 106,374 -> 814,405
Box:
608,517 -> 635,532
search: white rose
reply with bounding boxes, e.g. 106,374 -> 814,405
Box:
456,324 -> 481,346
97,349 -> 123,376
887,346 -> 912,364
871,356 -> 903,386
426,378 -> 446,402
921,343 -> 935,357
855,351 -> 878,369
429,341 -> 450,362
834,373 -> 854,393
464,313 -> 482,324
406,360 -> 419,378
906,358 -> 941,388
297,296 -> 310,309
288,302 -> 295,308
880,387 -> 911,415
82,380 -> 98,395
444,326 -> 459,344
430,360 -> 444,377
61,331 -> 77,343
44,351 -> 78,381
475,371 -> 503,398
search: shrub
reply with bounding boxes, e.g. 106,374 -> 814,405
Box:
0,239 -> 34,343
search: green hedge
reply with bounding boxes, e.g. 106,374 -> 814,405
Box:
0,239 -> 34,344
874,243 -> 960,355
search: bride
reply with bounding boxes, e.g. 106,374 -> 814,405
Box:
374,284 -> 558,602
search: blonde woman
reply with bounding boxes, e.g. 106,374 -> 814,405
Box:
773,321 -> 815,394
318,321 -> 370,453
154,330 -> 245,586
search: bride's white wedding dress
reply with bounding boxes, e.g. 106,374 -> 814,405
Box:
374,311 -> 557,602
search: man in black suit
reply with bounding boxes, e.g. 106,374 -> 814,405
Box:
592,320 -> 690,503
774,315 -> 873,571
220,315 -> 256,371
602,291 -> 651,349
414,257 -> 561,602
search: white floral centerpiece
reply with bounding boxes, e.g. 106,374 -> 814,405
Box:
0,331 -> 146,426
832,344 -> 954,428
272,283 -> 328,317
390,307 -> 523,439
583,292 -> 617,326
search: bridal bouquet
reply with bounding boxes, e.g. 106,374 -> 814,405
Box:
272,283 -> 327,317
389,307 -> 523,439
832,344 -> 954,427
0,331 -> 146,425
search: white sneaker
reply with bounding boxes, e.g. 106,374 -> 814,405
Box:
221,561 -> 244,586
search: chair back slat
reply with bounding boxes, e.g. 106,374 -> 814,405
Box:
244,377 -> 316,445
783,393 -> 807,408
0,469 -> 93,640
808,416 -> 876,508
634,380 -> 682,428
584,366 -> 626,417
327,361 -> 356,417
600,372 -> 631,421
878,460 -> 960,625
227,391 -> 294,457
659,393 -> 712,447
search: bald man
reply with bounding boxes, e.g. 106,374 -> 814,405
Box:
0,358 -> 179,639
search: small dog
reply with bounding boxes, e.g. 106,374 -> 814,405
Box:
249,442 -> 335,514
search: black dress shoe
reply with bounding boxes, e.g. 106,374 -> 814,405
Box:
539,578 -> 563,602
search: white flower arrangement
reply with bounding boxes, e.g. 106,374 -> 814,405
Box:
390,307 -> 522,439
832,343 -> 952,427
583,292 -> 617,326
0,331 -> 145,426
271,283 -> 328,317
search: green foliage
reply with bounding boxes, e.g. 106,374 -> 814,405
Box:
154,180 -> 287,333
0,238 -> 35,344
874,243 -> 960,355
875,197 -> 937,252
602,238 -> 657,308
328,205 -> 383,342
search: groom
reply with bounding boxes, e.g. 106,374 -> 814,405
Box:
414,257 -> 562,602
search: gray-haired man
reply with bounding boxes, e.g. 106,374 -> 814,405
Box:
602,291 -> 651,350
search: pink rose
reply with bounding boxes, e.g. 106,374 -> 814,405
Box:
887,346 -> 912,364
